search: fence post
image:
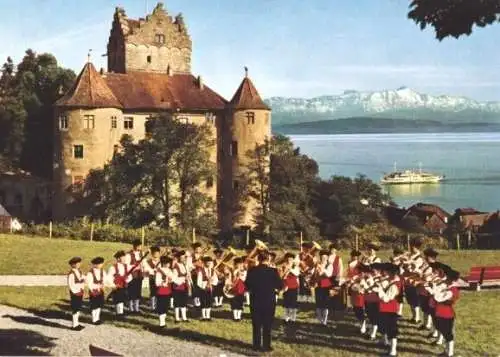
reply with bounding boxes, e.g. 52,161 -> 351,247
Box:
246,229 -> 250,246
467,230 -> 472,248
355,234 -> 359,251
406,234 -> 410,251
90,223 -> 94,242
141,227 -> 145,247
49,221 -> 52,239
456,233 -> 461,250
192,227 -> 196,244
299,231 -> 303,251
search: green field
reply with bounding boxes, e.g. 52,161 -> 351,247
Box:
1,234 -> 499,275
0,234 -> 499,356
0,286 -> 498,357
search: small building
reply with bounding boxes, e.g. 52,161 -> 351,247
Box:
403,203 -> 450,234
0,203 -> 12,232
450,207 -> 489,233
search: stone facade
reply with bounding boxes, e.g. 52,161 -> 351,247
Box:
108,2 -> 191,74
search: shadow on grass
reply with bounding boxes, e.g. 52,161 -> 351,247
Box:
2,314 -> 68,329
0,328 -> 56,356
21,298 -> 442,356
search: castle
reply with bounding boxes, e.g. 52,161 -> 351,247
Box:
52,2 -> 271,232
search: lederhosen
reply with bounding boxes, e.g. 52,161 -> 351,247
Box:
298,251 -> 311,297
379,281 -> 400,339
435,286 -> 459,342
89,268 -> 105,310
156,269 -> 172,315
283,270 -> 299,309
347,267 -> 365,322
199,268 -> 214,308
213,259 -> 225,300
173,264 -> 188,308
191,256 -> 202,302
113,263 -> 128,304
127,251 -> 143,300
147,259 -> 158,299
364,275 -> 381,326
405,254 -> 421,309
417,266 -> 433,315
231,272 -> 246,310
329,256 -> 344,311
69,270 -> 84,313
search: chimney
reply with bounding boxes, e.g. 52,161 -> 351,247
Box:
198,75 -> 204,90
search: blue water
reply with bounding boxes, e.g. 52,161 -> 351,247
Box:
290,133 -> 500,213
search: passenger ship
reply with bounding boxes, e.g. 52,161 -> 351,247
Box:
381,163 -> 444,184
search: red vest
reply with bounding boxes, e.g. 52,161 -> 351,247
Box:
173,264 -> 187,292
129,251 -> 142,278
331,255 -> 341,277
113,263 -> 127,288
284,273 -> 299,290
347,262 -> 360,279
90,269 -> 104,297
435,286 -> 459,319
379,283 -> 400,313
157,270 -> 172,296
351,292 -> 365,307
233,279 -> 246,295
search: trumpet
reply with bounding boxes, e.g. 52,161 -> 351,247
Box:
215,247 -> 237,274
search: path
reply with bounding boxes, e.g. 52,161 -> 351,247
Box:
0,304 -> 244,357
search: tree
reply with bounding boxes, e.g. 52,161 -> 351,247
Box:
408,0 -> 500,40
80,115 -> 216,232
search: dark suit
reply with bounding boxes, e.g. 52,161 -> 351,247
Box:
245,264 -> 283,351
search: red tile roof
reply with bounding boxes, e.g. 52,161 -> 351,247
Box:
229,75 -> 270,110
56,63 -> 122,109
104,71 -> 227,111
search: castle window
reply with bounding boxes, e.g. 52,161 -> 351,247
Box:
72,175 -> 84,192
246,112 -> 255,125
205,112 -> 216,124
178,116 -> 189,124
206,176 -> 214,189
59,115 -> 68,130
147,55 -> 152,64
145,119 -> 154,138
73,145 -> 84,159
83,115 -> 95,129
155,34 -> 165,44
230,141 -> 238,156
111,116 -> 117,129
124,117 -> 134,130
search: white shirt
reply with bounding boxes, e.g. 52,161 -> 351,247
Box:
197,267 -> 218,290
107,262 -> 132,287
142,258 -> 160,277
233,268 -> 247,282
68,268 -> 85,294
155,267 -> 174,288
317,261 -> 333,278
86,268 -> 105,292
126,250 -> 143,273
378,278 -> 400,302
172,263 -> 188,285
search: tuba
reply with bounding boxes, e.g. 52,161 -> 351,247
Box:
215,247 -> 237,275
245,239 -> 268,268
274,251 -> 289,267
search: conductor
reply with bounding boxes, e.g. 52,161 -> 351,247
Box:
245,251 -> 283,352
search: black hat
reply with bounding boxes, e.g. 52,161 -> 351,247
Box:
384,263 -> 399,275
214,248 -> 224,255
68,257 -> 82,266
233,257 -> 243,264
358,264 -> 372,273
91,257 -> 104,265
285,252 -> 295,259
114,250 -> 126,259
319,249 -> 329,256
160,256 -> 172,265
192,242 -> 202,249
171,247 -> 179,254
203,256 -> 213,263
371,262 -> 385,271
430,262 -> 452,273
350,250 -> 361,257
367,242 -> 380,251
175,250 -> 186,258
446,269 -> 460,281
424,247 -> 439,258
132,239 -> 142,247
301,242 -> 313,249
150,246 -> 161,253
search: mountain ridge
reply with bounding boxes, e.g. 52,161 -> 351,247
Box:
265,87 -> 500,126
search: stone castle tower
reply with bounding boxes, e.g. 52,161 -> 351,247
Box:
52,2 -> 271,232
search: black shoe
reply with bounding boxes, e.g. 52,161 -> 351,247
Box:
174,320 -> 180,324
93,320 -> 103,326
71,325 -> 85,331
418,325 -> 427,331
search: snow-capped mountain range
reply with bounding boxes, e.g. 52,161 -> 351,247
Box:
266,87 -> 500,125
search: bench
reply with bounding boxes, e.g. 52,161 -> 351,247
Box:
465,266 -> 500,291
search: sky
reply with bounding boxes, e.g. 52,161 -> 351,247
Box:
0,0 -> 499,101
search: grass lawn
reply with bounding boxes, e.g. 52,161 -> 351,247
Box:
0,286 -> 497,357
1,233 -> 499,276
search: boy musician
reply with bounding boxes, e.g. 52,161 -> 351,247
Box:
434,269 -> 460,357
190,243 -> 204,307
213,248 -> 225,307
347,250 -> 367,333
298,242 -> 313,303
377,263 -> 401,357
172,250 -> 190,323
155,256 -> 174,328
406,238 -> 425,324
419,247 -> 439,331
87,257 -> 105,325
314,250 -> 333,326
108,250 -> 130,317
230,257 -> 247,321
197,256 -> 219,321
363,263 -> 383,340
67,257 -> 85,331
143,246 -> 161,312
126,239 -> 144,314
282,253 -> 300,323
328,243 -> 344,316
391,247 -> 406,316
363,242 -> 382,265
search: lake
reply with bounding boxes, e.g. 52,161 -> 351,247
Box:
290,132 -> 500,213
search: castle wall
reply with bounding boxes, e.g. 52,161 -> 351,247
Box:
125,44 -> 191,73
226,109 -> 271,229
